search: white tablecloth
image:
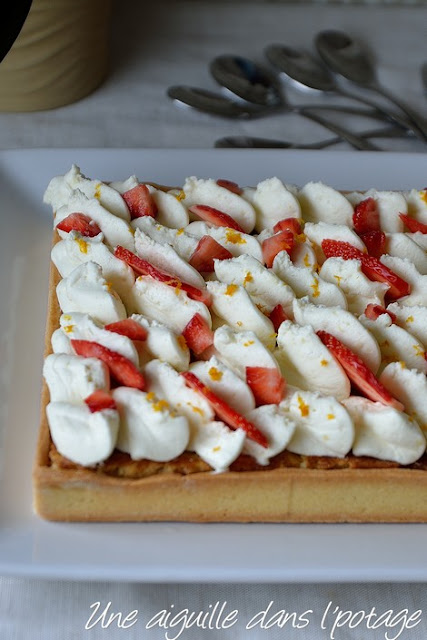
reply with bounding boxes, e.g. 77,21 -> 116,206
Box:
1,2 -> 427,638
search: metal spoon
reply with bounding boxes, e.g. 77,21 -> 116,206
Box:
168,83 -> 383,152
315,30 -> 427,143
422,63 -> 427,96
209,54 -> 385,151
215,125 -> 408,149
264,44 -> 414,135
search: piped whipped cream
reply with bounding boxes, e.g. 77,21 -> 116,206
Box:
113,386 -> 190,461
185,221 -> 264,262
134,227 -> 205,289
190,356 -> 256,414
273,251 -> 347,309
213,325 -> 280,378
52,231 -> 135,309
276,320 -> 350,400
56,262 -> 127,325
54,190 -> 135,250
282,389 -> 355,457
43,168 -> 427,470
297,182 -> 354,226
214,253 -> 294,316
293,297 -> 381,373
132,275 -> 211,334
343,396 -> 425,465
183,176 -> 256,233
206,281 -> 276,348
47,402 -> 119,466
59,312 -> 139,365
346,190 -> 406,233
252,177 -> 301,232
45,164 -> 130,220
359,312 -> 427,374
43,353 -> 109,403
130,313 -> 190,371
319,257 -> 388,315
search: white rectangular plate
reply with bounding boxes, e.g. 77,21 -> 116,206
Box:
2,148 -> 427,583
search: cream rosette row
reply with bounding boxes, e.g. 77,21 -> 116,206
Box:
43,166 -> 427,471
44,346 -> 427,470
44,165 -> 427,243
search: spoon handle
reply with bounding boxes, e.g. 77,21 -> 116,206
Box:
338,87 -> 413,132
295,103 -> 389,121
300,108 -> 380,151
215,125 -> 402,149
373,84 -> 427,143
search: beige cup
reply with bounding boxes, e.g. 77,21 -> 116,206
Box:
0,0 -> 112,112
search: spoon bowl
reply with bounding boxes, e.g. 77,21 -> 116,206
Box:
167,85 -> 251,118
265,43 -> 415,135
265,44 -> 335,92
210,55 -> 282,107
315,31 -> 375,87
209,54 -> 381,150
315,29 -> 427,142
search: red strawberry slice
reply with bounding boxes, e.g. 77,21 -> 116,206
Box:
316,330 -> 403,410
71,339 -> 146,390
268,304 -> 288,332
84,390 -> 117,413
56,213 -> 101,237
262,230 -> 294,268
181,371 -> 268,447
188,204 -> 245,233
273,218 -> 302,236
321,239 -> 363,261
360,230 -> 386,258
182,313 -> 214,355
114,246 -> 212,307
358,254 -> 410,300
188,235 -> 233,273
353,197 -> 380,234
104,318 -> 148,341
364,304 -> 397,323
216,179 -> 243,195
246,367 -> 286,406
321,239 -> 410,300
122,184 -> 157,219
399,213 -> 427,234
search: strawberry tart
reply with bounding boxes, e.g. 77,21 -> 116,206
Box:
33,165 -> 427,522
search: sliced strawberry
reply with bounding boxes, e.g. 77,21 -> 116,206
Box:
273,218 -> 302,236
321,239 -> 410,300
56,213 -> 101,237
268,304 -> 288,332
316,330 -> 403,410
246,367 -> 286,406
360,254 -> 410,301
104,318 -> 148,341
353,197 -> 380,234
122,184 -> 157,219
84,390 -> 117,413
188,235 -> 233,273
114,246 -> 212,307
364,304 -> 397,323
71,339 -> 145,390
322,239 -> 362,261
188,204 -> 245,233
216,179 -> 243,195
182,313 -> 214,355
360,230 -> 386,258
181,371 -> 268,447
399,213 -> 427,234
262,230 -> 294,268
